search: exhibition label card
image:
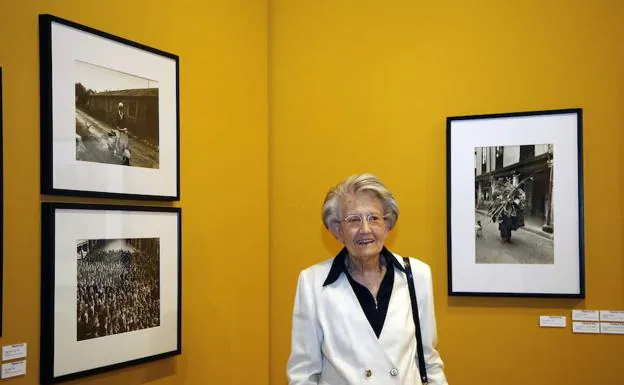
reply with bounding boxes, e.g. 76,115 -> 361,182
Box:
572,321 -> 600,334
572,310 -> 599,322
599,310 -> 624,322
600,322 -> 624,335
1,360 -> 26,379
2,343 -> 26,361
539,316 -> 566,328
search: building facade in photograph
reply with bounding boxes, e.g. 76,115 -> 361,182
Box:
76,238 -> 159,259
77,240 -> 89,259
126,238 -> 160,259
82,88 -> 159,145
475,144 -> 554,233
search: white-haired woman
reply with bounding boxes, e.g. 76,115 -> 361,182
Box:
287,173 -> 448,385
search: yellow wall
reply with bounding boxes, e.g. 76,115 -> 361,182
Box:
0,1 -> 268,385
1,1 -> 623,385
269,1 -> 624,385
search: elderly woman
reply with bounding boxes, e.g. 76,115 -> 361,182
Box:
287,173 -> 448,385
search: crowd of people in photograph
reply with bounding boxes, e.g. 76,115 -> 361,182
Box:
77,247 -> 160,341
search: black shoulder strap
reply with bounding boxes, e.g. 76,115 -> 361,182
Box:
402,257 -> 428,385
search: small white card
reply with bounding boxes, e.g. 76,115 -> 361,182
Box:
572,321 -> 600,334
600,310 -> 624,322
600,322 -> 624,335
2,343 -> 27,361
1,360 -> 26,379
572,310 -> 599,322
539,316 -> 566,328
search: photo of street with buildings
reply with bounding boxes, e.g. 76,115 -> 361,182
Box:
474,144 -> 555,264
74,60 -> 160,168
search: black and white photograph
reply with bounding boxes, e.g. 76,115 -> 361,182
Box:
447,109 -> 584,297
474,144 -> 554,264
77,237 -> 160,341
75,60 -> 159,168
41,203 -> 181,384
40,14 -> 179,200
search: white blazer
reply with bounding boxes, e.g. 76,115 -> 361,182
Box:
287,250 -> 448,385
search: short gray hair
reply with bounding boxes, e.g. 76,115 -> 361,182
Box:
322,173 -> 399,231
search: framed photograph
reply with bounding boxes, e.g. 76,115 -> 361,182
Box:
41,203 -> 181,383
447,109 -> 584,297
39,14 -> 180,200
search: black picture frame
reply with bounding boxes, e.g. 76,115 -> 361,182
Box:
39,14 -> 180,200
41,203 -> 181,384
447,108 -> 584,298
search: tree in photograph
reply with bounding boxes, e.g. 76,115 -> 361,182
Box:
75,82 -> 91,107
487,174 -> 532,242
488,177 -> 528,221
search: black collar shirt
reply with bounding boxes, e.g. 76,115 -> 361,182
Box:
322,247 -> 405,338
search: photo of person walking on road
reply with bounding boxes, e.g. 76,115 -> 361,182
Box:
474,144 -> 555,264
74,60 -> 160,169
114,102 -> 130,165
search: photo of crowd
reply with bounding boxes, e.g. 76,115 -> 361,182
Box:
77,238 -> 160,341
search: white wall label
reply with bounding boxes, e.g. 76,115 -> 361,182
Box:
599,311 -> 624,322
539,316 -> 566,328
600,322 -> 624,335
572,321 -> 600,334
572,310 -> 599,322
1,360 -> 26,379
2,343 -> 27,361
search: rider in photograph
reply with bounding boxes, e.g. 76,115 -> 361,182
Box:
114,101 -> 130,166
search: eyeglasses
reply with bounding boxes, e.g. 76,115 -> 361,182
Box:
342,213 -> 386,229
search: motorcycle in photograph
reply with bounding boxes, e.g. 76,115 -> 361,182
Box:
487,177 -> 529,243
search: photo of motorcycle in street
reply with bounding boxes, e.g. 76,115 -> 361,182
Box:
74,60 -> 160,169
474,144 -> 555,264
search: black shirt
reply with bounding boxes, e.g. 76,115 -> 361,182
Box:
322,247 -> 405,338
114,111 -> 128,129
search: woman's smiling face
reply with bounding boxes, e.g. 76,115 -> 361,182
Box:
336,190 -> 389,261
